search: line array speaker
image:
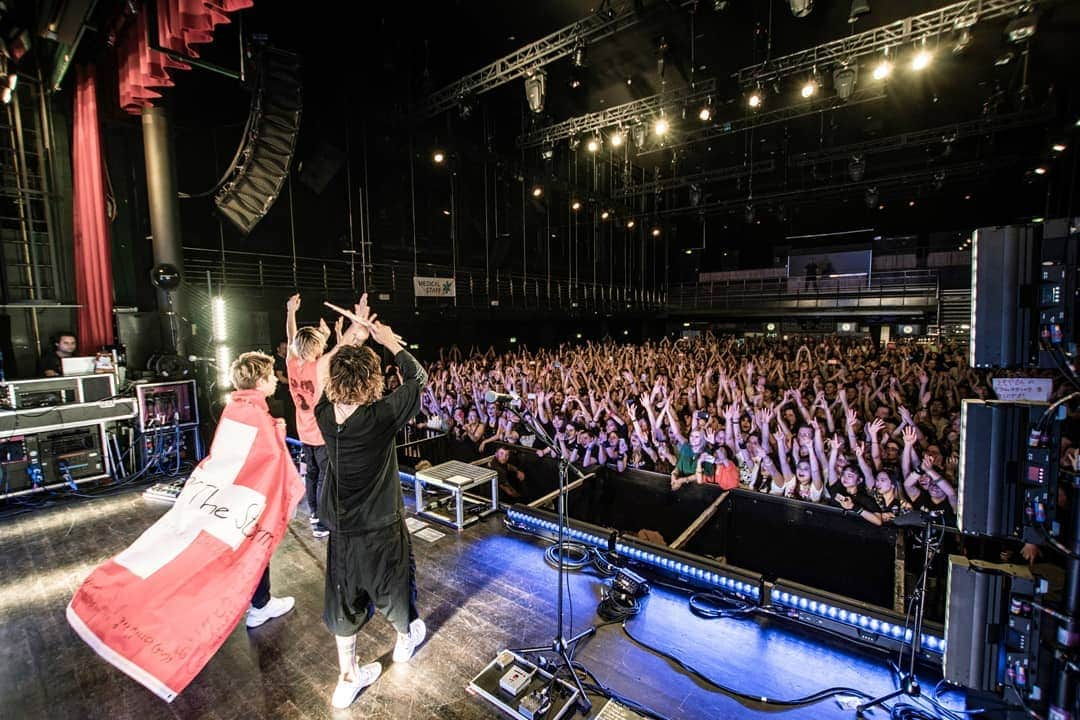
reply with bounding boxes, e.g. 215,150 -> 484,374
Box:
214,49 -> 302,235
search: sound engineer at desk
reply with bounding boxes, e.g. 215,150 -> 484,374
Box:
38,332 -> 77,377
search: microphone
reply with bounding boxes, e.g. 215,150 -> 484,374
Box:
485,389 -> 522,407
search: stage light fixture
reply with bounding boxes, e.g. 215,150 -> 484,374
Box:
532,185 -> 544,198
872,52 -> 893,80
685,249 -> 693,255
788,0 -> 813,18
568,75 -> 582,90
572,42 -> 587,68
748,88 -> 763,109
632,123 -> 647,150
212,297 -> 228,341
1034,166 -> 1047,175
1006,11 -> 1038,43
713,0 -> 728,10
848,0 -> 869,23
911,45 -> 933,72
442,209 -> 451,216
800,70 -> 819,98
1051,143 -> 1066,152
865,186 -> 879,208
541,145 -> 554,160
571,200 -> 582,211
698,105 -> 712,122
432,150 -> 445,164
586,136 -> 601,153
952,28 -> 973,55
601,210 -> 610,220
994,50 -> 1015,66
651,226 -> 661,237
216,344 -> 232,388
568,136 -> 580,151
744,203 -> 756,224
626,219 -> 636,229
654,117 -> 669,136
833,64 -> 857,101
524,69 -> 547,114
610,129 -> 624,147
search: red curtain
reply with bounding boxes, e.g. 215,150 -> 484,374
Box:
72,65 -> 115,353
117,0 -> 253,115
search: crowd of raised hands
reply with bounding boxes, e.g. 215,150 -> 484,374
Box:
411,333 -> 1057,526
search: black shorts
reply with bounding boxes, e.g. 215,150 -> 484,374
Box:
323,521 -> 418,636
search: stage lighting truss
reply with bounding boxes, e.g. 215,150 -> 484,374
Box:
505,505 -> 946,664
735,0 -> 1048,89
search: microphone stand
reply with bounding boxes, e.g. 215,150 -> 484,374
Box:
857,514 -> 941,717
512,404 -> 596,713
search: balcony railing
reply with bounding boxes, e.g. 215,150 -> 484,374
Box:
183,247 -> 666,311
667,269 -> 939,315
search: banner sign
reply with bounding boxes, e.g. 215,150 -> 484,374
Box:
413,276 -> 456,298
992,377 -> 1053,402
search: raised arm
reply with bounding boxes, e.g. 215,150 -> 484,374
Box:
285,293 -> 301,354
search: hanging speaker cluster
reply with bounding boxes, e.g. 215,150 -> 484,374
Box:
214,49 -> 302,235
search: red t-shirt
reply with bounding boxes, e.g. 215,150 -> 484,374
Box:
702,461 -> 740,490
286,356 -> 324,446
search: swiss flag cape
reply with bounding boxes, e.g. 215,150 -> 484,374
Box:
67,390 -> 304,702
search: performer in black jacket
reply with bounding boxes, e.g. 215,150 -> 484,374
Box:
314,296 -> 428,709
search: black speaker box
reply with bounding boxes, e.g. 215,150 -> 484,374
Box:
214,49 -> 303,235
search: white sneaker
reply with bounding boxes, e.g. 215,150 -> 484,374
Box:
331,662 -> 381,709
309,516 -> 319,525
312,527 -> 329,539
392,618 -> 426,663
245,596 -> 295,628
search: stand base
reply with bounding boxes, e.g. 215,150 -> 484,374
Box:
513,626 -> 597,714
468,650 -> 581,720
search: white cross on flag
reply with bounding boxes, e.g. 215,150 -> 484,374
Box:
67,394 -> 304,701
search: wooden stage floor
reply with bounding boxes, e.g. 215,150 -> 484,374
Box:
0,488 -> 961,719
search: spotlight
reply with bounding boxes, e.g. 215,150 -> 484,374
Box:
525,70 -> 547,114
432,150 -> 445,164
788,0 -> 813,18
651,226 -> 661,237
1006,11 -> 1038,44
572,42 -> 587,68
572,200 -> 582,211
627,219 -> 636,229
442,209 -> 451,216
532,185 -> 544,198
872,53 -> 893,80
834,64 -> 857,101
601,210 -> 610,220
698,105 -> 712,122
909,200 -> 916,207
865,187 -> 879,208
849,154 -> 866,182
1033,166 -> 1047,175
952,28 -> 973,55
569,136 -> 581,151
586,136 -> 601,153
848,0 -> 869,24
744,203 -> 756,224
713,0 -> 729,11
748,89 -> 763,109
541,145 -> 554,160
654,117 -> 669,136
800,70 -> 818,98
610,130 -> 624,147
568,75 -> 582,90
911,47 -> 933,72
632,123 -> 647,149
1052,143 -> 1066,152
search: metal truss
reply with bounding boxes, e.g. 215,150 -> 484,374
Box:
518,79 -> 718,148
417,1 -> 692,121
612,159 -> 775,198
788,107 -> 1053,166
656,156 -> 1020,217
636,87 -> 887,157
736,0 -> 1047,87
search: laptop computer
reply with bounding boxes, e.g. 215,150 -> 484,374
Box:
60,356 -> 98,376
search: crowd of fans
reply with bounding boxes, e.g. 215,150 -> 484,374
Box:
406,334 -> 1067,527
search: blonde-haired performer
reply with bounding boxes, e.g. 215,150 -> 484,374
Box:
285,294 -> 333,538
313,296 -> 428,709
228,352 -> 299,628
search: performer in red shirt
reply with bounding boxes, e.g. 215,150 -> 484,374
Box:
285,294 -> 332,538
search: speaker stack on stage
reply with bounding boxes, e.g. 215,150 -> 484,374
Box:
949,219 -> 1080,720
214,48 -> 302,235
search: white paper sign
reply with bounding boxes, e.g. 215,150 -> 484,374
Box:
413,276 -> 457,298
992,377 -> 1053,401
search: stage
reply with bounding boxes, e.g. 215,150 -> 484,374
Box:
0,489 -> 962,719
